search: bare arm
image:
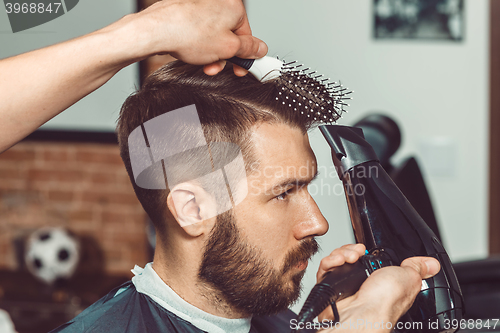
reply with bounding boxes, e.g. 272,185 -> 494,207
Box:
0,0 -> 267,152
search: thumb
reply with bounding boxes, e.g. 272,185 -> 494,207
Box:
234,35 -> 268,59
401,256 -> 441,279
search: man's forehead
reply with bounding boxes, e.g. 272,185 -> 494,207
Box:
248,122 -> 317,181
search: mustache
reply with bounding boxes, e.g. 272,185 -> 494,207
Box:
282,238 -> 319,274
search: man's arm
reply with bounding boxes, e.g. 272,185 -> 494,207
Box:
0,0 -> 267,153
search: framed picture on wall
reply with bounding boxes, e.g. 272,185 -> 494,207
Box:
373,0 -> 464,41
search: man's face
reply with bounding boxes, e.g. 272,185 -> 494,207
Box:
199,122 -> 329,316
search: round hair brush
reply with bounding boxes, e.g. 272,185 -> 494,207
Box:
229,56 -> 352,123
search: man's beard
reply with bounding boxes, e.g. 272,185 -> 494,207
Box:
198,210 -> 319,316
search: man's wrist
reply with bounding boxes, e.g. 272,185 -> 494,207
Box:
93,13 -> 163,70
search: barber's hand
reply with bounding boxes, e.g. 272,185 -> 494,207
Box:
316,243 -> 367,323
0,0 -> 267,152
124,0 -> 267,76
318,254 -> 441,332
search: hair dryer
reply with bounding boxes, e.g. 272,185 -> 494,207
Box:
292,125 -> 464,333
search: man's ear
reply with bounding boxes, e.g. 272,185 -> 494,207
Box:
166,182 -> 217,236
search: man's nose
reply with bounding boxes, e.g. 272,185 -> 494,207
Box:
292,193 -> 329,240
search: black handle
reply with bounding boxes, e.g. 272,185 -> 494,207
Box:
293,252 -> 394,332
227,57 -> 255,70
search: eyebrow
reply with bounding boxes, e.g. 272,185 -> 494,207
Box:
269,170 -> 320,193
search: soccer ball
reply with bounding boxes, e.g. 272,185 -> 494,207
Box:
25,227 -> 80,285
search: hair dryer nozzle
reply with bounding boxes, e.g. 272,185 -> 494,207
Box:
319,125 -> 379,178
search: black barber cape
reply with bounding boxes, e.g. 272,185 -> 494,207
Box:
49,281 -> 304,333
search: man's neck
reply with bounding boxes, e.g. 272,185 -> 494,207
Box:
152,240 -> 249,319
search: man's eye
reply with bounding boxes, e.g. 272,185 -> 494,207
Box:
276,190 -> 290,201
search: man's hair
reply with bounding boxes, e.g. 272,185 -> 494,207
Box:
117,61 -> 320,233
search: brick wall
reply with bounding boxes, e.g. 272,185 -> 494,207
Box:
0,0 -> 171,278
0,141 -> 149,276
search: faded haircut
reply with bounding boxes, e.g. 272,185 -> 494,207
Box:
117,61 -> 320,233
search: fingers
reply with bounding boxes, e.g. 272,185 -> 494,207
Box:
136,0 -> 267,66
202,33 -> 265,76
231,10 -> 267,60
202,33 -> 266,76
347,243 -> 366,256
232,65 -> 248,77
317,244 -> 365,322
201,31 -> 266,76
356,256 -> 440,320
234,35 -> 268,59
203,60 -> 226,76
401,256 -> 441,279
203,62 -> 248,77
317,244 -> 366,281
317,256 -> 441,327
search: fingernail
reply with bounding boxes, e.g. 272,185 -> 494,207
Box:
257,41 -> 267,58
424,259 -> 440,277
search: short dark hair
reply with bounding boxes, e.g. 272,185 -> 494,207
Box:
117,61 -> 320,233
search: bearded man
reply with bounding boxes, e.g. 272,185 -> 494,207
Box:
49,61 -> 440,333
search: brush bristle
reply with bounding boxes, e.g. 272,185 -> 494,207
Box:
275,60 -> 352,123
